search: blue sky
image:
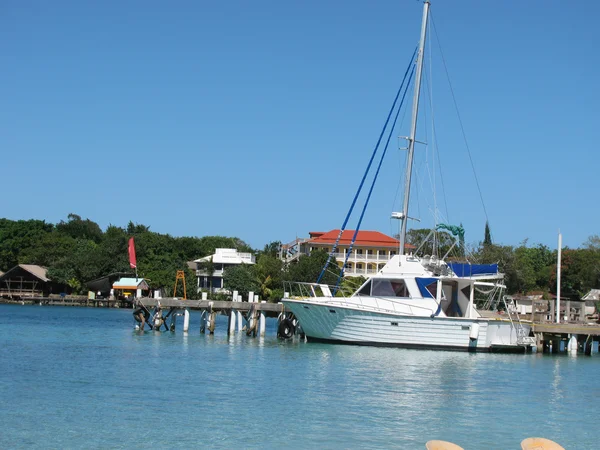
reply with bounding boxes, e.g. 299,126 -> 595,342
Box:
2,0 -> 599,250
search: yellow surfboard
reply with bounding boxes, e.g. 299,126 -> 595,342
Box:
425,440 -> 464,450
521,437 -> 565,450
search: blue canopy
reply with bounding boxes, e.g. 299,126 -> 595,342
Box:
448,263 -> 498,277
416,277 -> 437,298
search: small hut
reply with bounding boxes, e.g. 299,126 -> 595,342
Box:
112,277 -> 150,300
0,264 -> 69,298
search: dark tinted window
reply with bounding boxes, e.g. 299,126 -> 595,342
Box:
357,280 -> 372,296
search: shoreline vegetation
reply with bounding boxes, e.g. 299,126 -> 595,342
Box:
1,214 -> 599,304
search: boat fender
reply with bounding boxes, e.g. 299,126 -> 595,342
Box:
277,318 -> 295,339
469,323 -> 480,341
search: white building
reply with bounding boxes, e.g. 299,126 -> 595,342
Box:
191,248 -> 255,293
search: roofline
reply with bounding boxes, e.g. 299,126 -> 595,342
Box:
0,264 -> 50,282
308,242 -> 415,249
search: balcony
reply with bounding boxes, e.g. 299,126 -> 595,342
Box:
343,266 -> 381,277
332,252 -> 395,262
196,269 -> 224,277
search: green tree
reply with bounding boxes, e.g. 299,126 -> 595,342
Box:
56,214 -> 103,243
484,221 -> 492,247
559,248 -> 600,300
284,250 -> 339,285
405,228 -> 455,258
223,265 -> 259,298
0,218 -> 54,269
260,241 -> 281,258
337,275 -> 367,296
126,221 -> 150,235
255,254 -> 284,301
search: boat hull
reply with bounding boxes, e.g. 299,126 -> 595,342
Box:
283,299 -> 530,353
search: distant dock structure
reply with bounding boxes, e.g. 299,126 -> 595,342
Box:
137,291 -> 289,338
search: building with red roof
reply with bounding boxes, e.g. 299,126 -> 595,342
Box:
281,229 -> 415,277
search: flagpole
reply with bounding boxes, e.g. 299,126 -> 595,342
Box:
556,231 -> 562,323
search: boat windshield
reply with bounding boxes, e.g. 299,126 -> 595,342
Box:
357,279 -> 409,298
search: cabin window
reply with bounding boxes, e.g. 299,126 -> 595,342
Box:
425,281 -> 438,298
357,280 -> 372,296
371,279 -> 409,298
461,286 -> 471,299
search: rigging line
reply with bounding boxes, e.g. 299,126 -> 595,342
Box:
425,11 -> 449,224
430,13 -> 491,228
391,97 -> 412,213
317,47 -> 418,283
423,68 -> 450,223
334,66 -> 416,292
420,77 -> 435,231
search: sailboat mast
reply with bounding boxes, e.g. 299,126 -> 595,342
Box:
399,0 -> 430,256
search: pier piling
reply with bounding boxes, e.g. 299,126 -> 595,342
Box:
183,309 -> 189,333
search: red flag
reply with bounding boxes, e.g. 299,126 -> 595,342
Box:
128,237 -> 137,269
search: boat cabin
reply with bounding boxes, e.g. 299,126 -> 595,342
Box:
350,255 -> 501,319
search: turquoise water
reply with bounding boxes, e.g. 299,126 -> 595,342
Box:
1,305 -> 598,449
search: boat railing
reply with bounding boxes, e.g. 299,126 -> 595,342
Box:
283,281 -> 353,299
349,295 -> 436,316
282,281 -> 436,316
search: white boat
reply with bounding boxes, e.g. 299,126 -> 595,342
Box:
281,1 -> 534,352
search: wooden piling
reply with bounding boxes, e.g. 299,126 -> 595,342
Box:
199,309 -> 206,334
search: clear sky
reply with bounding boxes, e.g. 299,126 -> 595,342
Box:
2,0 -> 599,250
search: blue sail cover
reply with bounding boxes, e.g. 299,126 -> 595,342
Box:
448,263 -> 498,277
416,277 -> 437,298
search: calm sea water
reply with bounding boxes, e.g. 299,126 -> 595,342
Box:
1,304 -> 598,449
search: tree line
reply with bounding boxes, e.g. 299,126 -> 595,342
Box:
406,226 -> 600,301
0,214 -> 344,301
0,214 -> 252,296
1,215 -> 599,302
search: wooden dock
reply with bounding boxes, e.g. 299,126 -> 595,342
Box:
134,297 -> 290,337
138,297 -> 284,314
530,322 -> 600,355
525,298 -> 600,354
532,322 -> 600,336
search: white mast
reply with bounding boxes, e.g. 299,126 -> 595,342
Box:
556,231 -> 562,323
399,1 -> 430,256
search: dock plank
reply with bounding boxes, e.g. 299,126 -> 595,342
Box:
139,297 -> 284,313
532,322 -> 600,336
